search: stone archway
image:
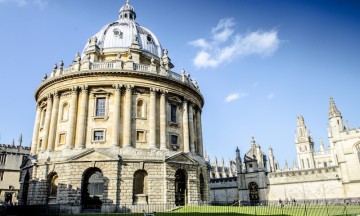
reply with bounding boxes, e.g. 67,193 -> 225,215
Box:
248,182 -> 259,204
22,172 -> 30,205
81,168 -> 104,211
175,169 -> 187,206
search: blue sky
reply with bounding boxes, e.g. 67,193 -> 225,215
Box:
0,0 -> 359,168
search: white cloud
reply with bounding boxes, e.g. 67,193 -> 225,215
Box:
225,92 -> 248,103
189,18 -> 280,69
0,0 -> 47,8
267,93 -> 275,100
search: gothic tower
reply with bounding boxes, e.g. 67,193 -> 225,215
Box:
295,115 -> 315,169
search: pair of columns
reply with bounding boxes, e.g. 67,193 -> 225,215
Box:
182,100 -> 204,155
31,86 -> 89,154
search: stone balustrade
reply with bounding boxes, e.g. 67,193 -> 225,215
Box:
48,60 -> 200,92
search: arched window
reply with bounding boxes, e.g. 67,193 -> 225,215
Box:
136,100 -> 146,118
21,172 -> 30,205
301,159 -> 305,169
48,173 -> 58,204
41,109 -> 46,126
133,170 -> 148,194
175,169 -> 187,206
199,173 -> 205,202
82,168 -> 104,210
355,144 -> 360,162
61,103 -> 69,121
307,158 -> 310,168
133,170 -> 148,204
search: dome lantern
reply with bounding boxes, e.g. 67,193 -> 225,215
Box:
119,0 -> 136,21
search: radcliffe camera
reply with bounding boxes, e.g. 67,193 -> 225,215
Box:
0,0 -> 359,215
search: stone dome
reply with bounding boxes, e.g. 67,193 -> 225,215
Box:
82,0 -> 162,58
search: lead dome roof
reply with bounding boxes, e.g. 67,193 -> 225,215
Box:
82,0 -> 162,58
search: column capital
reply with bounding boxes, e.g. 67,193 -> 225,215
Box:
80,85 -> 89,93
46,93 -> 53,102
53,91 -> 59,99
113,84 -> 123,90
160,88 -> 169,95
70,86 -> 78,94
125,84 -> 134,92
149,87 -> 159,95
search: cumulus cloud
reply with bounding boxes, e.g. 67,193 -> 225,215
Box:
225,92 -> 248,103
0,0 -> 47,9
189,18 -> 280,69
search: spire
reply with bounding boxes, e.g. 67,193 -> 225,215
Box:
329,97 -> 342,119
319,138 -> 325,152
251,136 -> 256,148
119,0 -> 136,20
293,160 -> 297,170
228,159 -> 233,177
296,115 -> 310,143
284,160 -> 289,170
221,157 -> 226,178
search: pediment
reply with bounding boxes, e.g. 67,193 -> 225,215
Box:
165,152 -> 198,165
67,149 -> 119,162
92,88 -> 111,96
168,96 -> 182,104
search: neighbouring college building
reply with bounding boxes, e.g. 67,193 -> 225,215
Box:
209,98 -> 360,204
19,1 -> 209,213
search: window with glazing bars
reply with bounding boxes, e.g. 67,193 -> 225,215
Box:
94,131 -> 104,141
96,98 -> 106,117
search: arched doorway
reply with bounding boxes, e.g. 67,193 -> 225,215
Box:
22,172 -> 30,205
175,169 -> 187,206
47,173 -> 58,204
199,173 -> 205,202
248,182 -> 259,204
82,168 -> 104,211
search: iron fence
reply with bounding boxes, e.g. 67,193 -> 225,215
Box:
1,198 -> 359,216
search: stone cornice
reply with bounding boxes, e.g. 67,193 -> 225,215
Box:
35,70 -> 204,108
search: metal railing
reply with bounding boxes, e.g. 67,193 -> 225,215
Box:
2,198 -> 360,216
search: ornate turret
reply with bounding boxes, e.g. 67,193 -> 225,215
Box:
329,97 -> 342,119
119,0 -> 136,20
236,147 -> 242,173
319,138 -> 325,152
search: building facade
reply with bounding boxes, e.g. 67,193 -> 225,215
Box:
210,98 -> 360,204
0,138 -> 30,204
19,1 -> 209,213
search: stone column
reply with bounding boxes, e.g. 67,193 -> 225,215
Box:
75,85 -> 89,149
41,94 -> 53,151
123,85 -> 133,148
196,110 -> 204,156
47,92 -> 60,151
160,90 -> 167,150
66,86 -> 78,149
112,84 -> 122,147
30,103 -> 42,155
149,88 -> 157,149
183,100 -> 190,153
189,104 -> 195,153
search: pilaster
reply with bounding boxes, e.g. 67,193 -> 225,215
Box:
189,103 -> 195,153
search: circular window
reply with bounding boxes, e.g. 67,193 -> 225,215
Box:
113,28 -> 121,37
146,34 -> 153,43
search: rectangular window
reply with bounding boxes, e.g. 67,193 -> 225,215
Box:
96,98 -> 106,117
59,133 -> 66,145
136,131 -> 145,142
94,131 -> 104,141
0,171 -> 4,181
170,105 -> 177,123
170,135 -> 178,145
